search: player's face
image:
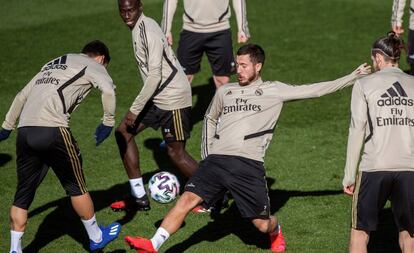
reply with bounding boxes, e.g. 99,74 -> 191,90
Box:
236,54 -> 261,86
118,0 -> 142,29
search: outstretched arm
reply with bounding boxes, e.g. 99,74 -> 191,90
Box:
161,0 -> 178,45
391,0 -> 407,35
342,81 -> 367,195
232,0 -> 250,43
277,63 -> 371,102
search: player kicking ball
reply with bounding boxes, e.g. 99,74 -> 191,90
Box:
124,44 -> 371,252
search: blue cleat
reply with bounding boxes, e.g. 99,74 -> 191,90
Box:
89,222 -> 121,252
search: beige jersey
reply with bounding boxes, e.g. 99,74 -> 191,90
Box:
2,54 -> 116,129
343,67 -> 414,187
162,0 -> 250,34
391,0 -> 414,29
202,72 -> 363,162
129,14 -> 192,116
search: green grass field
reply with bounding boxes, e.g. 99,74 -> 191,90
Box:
0,0 -> 407,252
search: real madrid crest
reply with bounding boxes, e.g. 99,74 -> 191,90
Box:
255,88 -> 263,96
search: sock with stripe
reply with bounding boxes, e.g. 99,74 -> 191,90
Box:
81,215 -> 102,243
10,230 -> 24,253
150,227 -> 170,251
129,177 -> 146,198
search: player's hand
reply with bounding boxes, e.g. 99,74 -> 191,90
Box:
237,31 -> 249,44
343,185 -> 355,196
392,26 -> 404,36
353,63 -> 371,76
0,128 -> 12,142
166,32 -> 173,46
94,123 -> 113,146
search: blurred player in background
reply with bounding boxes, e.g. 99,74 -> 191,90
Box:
161,0 -> 250,88
111,0 -> 198,212
0,40 -> 121,253
343,32 -> 414,253
124,44 -> 371,253
391,0 -> 414,74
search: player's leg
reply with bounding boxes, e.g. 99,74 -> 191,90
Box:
125,156 -> 226,252
113,110 -> 150,211
177,30 -> 204,85
205,29 -> 235,88
162,107 -> 197,178
348,171 -> 392,253
50,127 -> 121,251
391,171 -> 414,253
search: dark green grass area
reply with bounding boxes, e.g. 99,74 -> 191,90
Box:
0,0 -> 406,252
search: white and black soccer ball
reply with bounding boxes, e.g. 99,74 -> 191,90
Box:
148,171 -> 180,203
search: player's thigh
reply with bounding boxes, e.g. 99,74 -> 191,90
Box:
47,127 -> 88,196
226,157 -> 270,219
352,171 -> 393,231
184,155 -> 227,206
158,107 -> 191,143
391,171 -> 414,234
204,29 -> 235,76
14,128 -> 50,209
177,30 -> 204,75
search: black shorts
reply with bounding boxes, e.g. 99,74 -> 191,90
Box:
177,29 -> 235,76
134,104 -> 191,143
352,171 -> 414,235
14,127 -> 87,210
185,155 -> 270,219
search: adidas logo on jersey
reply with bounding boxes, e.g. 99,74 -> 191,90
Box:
377,82 -> 413,107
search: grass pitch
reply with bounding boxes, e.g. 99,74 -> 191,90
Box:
0,0 -> 405,252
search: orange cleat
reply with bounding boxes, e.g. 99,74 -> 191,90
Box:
125,236 -> 157,253
269,226 -> 286,252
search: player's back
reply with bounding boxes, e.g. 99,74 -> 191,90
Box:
358,67 -> 414,170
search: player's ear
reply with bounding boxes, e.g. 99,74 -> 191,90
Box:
93,55 -> 106,66
255,62 -> 263,73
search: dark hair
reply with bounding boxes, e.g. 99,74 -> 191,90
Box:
82,40 -> 111,64
371,31 -> 405,63
237,44 -> 265,66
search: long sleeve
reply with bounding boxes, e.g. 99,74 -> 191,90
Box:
161,0 -> 178,35
2,81 -> 34,130
201,88 -> 223,159
232,0 -> 250,36
342,81 -> 367,187
391,0 -> 406,27
129,32 -> 163,116
277,71 -> 363,102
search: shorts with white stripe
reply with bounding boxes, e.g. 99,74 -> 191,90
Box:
139,105 -> 191,143
13,127 -> 87,210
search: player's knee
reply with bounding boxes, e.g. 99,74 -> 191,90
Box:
167,144 -> 184,159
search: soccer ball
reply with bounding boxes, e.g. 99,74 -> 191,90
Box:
148,171 -> 180,203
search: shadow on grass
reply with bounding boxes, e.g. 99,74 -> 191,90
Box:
163,177 -> 343,252
368,208 -> 401,253
0,153 -> 12,167
23,179 -> 154,253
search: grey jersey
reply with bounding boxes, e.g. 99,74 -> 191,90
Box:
343,67 -> 414,187
202,72 -> 362,162
2,54 -> 116,129
129,14 -> 192,116
162,0 -> 249,34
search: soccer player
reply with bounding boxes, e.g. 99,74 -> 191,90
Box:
161,0 -> 250,88
0,40 -> 121,253
391,0 -> 414,74
342,32 -> 414,253
123,44 -> 371,253
111,0 -> 198,212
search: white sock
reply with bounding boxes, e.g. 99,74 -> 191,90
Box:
81,215 -> 102,243
129,177 -> 146,198
10,230 -> 24,253
150,227 -> 170,251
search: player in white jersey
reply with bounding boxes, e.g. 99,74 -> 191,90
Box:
111,0 -> 198,212
162,0 -> 250,87
342,32 -> 414,252
0,41 -> 121,253
391,0 -> 414,74
123,44 -> 371,253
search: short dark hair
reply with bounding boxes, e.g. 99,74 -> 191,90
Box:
237,44 -> 265,66
82,40 -> 111,64
372,31 -> 405,63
